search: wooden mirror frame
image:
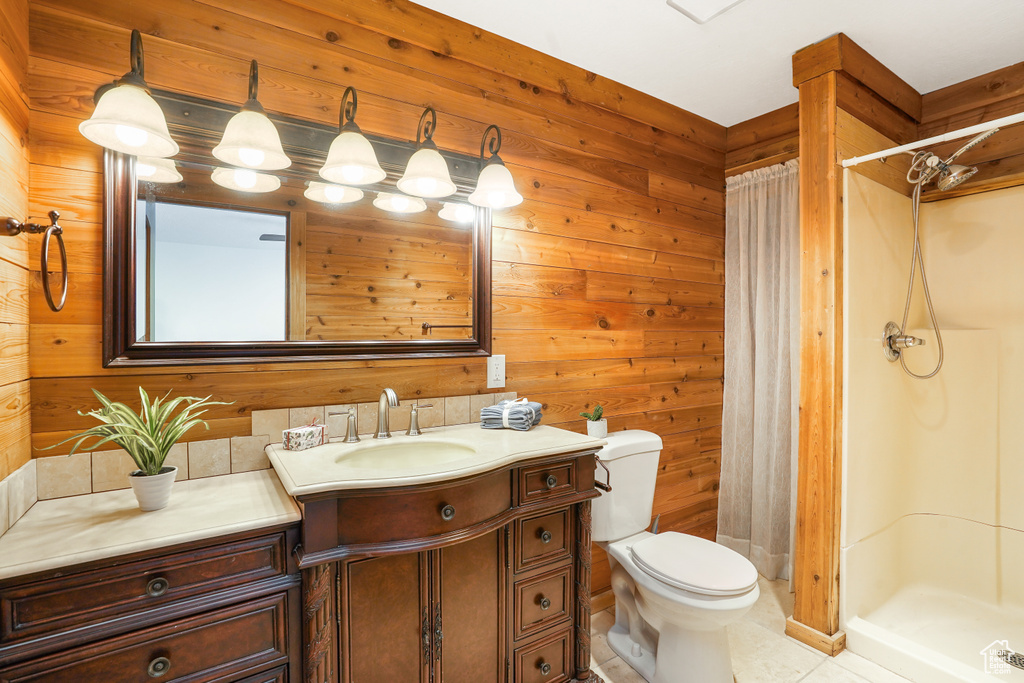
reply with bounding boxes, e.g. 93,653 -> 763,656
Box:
102,89 -> 492,367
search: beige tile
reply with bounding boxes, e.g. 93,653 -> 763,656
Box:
498,391 -> 518,403
596,656 -> 646,683
231,435 -> 272,473
0,479 -> 9,536
164,443 -> 188,481
444,395 -> 471,425
289,406 -> 325,429
412,398 -> 444,430
251,408 -> 289,441
356,402 -> 378,435
188,439 -> 231,479
590,608 -> 617,666
744,576 -> 794,635
36,453 -> 92,500
325,404 -> 357,441
801,659 -> 871,682
728,619 -> 823,682
11,460 -> 37,523
91,449 -> 135,493
470,393 -> 505,421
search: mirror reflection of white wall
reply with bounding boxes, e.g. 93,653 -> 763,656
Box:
136,198 -> 287,342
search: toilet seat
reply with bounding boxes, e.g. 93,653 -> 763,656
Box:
630,532 -> 758,597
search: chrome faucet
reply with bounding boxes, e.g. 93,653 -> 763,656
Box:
374,388 -> 400,439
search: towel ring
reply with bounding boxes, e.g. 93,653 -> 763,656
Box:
3,210 -> 68,312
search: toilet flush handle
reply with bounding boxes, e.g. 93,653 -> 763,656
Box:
594,456 -> 612,492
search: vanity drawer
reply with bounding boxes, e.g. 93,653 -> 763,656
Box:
519,461 -> 576,505
515,508 -> 571,572
0,591 -> 292,683
0,532 -> 290,643
334,469 -> 511,546
514,629 -> 571,683
514,565 -> 571,640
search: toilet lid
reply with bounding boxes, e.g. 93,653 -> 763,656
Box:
630,532 -> 758,596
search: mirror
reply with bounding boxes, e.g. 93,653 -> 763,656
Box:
103,90 -> 491,366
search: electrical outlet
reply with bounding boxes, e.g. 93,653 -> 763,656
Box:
486,354 -> 505,388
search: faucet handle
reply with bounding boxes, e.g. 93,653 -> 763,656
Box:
407,402 -> 433,437
328,410 -> 360,443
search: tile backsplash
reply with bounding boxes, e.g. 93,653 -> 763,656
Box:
19,391 -> 518,517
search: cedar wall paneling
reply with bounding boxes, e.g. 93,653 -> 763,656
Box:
25,0 -> 727,592
0,0 -> 30,482
725,103 -> 799,176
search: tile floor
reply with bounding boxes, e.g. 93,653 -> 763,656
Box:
590,577 -> 912,682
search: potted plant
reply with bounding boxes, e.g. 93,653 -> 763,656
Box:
580,404 -> 607,438
47,388 -> 227,511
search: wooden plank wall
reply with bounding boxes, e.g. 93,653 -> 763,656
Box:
0,0 -> 30,482
920,61 -> 1024,201
725,103 -> 799,176
24,0 -> 727,592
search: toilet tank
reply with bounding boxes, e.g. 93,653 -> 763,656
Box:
591,430 -> 663,542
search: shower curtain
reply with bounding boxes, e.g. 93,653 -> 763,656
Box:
717,159 -> 800,581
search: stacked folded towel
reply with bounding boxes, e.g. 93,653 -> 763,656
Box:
480,398 -> 543,431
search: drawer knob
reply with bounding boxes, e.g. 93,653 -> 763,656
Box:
539,661 -> 552,676
147,656 -> 171,678
146,577 -> 169,597
539,596 -> 551,610
441,504 -> 456,521
545,474 -> 558,489
540,530 -> 553,544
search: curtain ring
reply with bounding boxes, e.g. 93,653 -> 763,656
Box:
41,216 -> 67,312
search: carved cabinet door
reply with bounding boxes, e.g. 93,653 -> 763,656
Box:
340,528 -> 507,683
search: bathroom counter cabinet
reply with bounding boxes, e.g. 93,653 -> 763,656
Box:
294,448 -> 604,683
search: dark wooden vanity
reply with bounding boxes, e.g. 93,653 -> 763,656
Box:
0,524 -> 302,682
295,447 -> 603,683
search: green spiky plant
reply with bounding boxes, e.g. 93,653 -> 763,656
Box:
46,388 -> 230,476
580,404 -> 604,422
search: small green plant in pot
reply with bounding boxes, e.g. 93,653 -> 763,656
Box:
48,388 -> 229,511
580,404 -> 607,438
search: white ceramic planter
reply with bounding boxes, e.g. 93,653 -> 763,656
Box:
586,419 -> 608,438
129,466 -> 177,511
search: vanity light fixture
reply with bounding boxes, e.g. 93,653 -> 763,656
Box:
438,202 -> 475,223
373,192 -> 427,214
304,181 -> 364,205
136,157 -> 182,184
397,107 -> 457,198
468,125 -> 523,209
212,61 -> 291,171
211,167 -> 281,193
78,30 -> 179,158
319,87 -> 386,186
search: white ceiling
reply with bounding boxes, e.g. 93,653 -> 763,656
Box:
411,0 -> 1024,127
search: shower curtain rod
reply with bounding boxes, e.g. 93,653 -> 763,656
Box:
841,110 -> 1024,168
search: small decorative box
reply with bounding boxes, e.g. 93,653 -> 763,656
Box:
282,419 -> 328,451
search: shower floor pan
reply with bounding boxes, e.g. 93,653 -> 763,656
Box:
846,584 -> 1024,682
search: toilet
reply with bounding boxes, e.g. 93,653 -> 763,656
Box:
592,430 -> 759,683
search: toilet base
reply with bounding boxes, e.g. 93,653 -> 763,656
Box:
608,620 -> 734,683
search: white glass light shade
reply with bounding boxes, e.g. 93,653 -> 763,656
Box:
304,181 -> 364,205
212,110 -> 291,170
373,192 -> 427,214
320,131 -> 386,186
468,161 -> 523,209
438,202 -> 475,223
79,84 -> 179,158
136,156 -> 182,184
211,167 -> 280,193
396,147 -> 456,198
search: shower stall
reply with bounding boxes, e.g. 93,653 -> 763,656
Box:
840,164 -> 1024,681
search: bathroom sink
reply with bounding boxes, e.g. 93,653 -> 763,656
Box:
336,439 -> 478,470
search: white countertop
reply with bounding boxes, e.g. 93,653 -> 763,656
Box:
0,470 -> 301,581
267,423 -> 606,497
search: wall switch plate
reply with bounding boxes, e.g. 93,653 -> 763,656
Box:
486,355 -> 505,388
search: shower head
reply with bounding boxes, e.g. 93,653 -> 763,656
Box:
936,163 -> 978,191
